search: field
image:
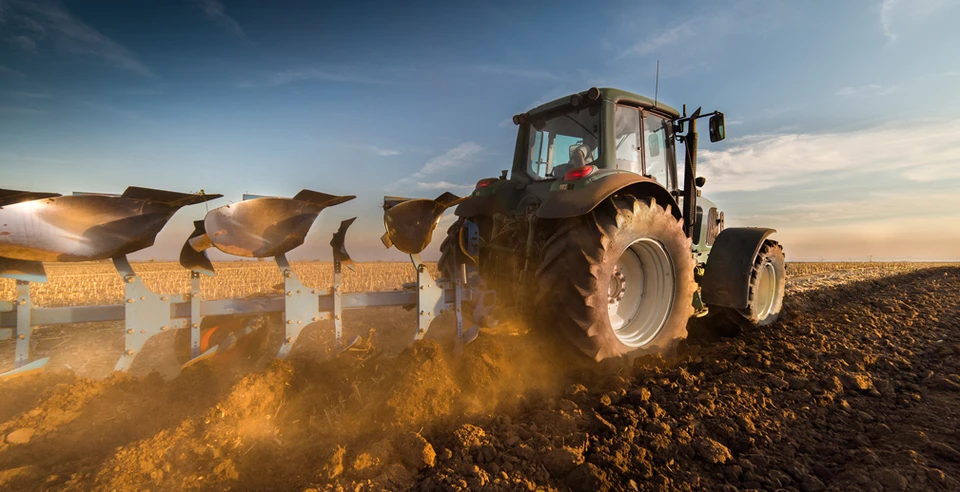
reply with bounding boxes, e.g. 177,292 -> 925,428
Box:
0,261 -> 959,491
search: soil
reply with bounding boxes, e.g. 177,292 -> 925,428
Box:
0,265 -> 959,491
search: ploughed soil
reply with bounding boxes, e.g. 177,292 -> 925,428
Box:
1,266 -> 959,491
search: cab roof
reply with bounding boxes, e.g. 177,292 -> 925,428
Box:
526,87 -> 680,119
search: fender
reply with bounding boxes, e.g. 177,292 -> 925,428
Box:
454,180 -> 525,217
536,173 -> 682,220
701,227 -> 777,309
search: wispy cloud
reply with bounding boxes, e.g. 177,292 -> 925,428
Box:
367,146 -> 401,157
0,107 -> 47,115
879,0 -> 954,42
468,64 -> 556,80
835,84 -> 897,97
0,65 -> 26,77
191,0 -> 245,39
415,181 -> 474,191
699,119 -> 960,192
388,142 -> 483,191
10,91 -> 52,99
3,0 -> 152,76
880,0 -> 899,41
237,68 -> 388,88
9,34 -> 37,53
623,21 -> 695,57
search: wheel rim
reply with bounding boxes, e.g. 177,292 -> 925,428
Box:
607,238 -> 675,347
755,262 -> 777,320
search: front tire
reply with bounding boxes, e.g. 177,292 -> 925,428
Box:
534,195 -> 696,361
735,240 -> 785,327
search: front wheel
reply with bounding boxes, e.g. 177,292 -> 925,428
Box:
534,195 -> 697,361
735,240 -> 785,327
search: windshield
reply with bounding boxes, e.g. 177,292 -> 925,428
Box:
526,105 -> 601,179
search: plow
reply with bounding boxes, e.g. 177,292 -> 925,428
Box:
2,86 -> 788,381
0,187 -> 484,379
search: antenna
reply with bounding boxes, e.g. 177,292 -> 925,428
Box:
654,60 -> 660,107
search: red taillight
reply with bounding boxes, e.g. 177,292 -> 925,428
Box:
564,165 -> 596,181
476,178 -> 498,189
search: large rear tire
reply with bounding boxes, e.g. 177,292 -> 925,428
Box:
534,195 -> 696,361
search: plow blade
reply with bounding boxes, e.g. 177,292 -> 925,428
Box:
331,217 -> 357,270
190,189 -> 355,259
0,187 -> 220,263
0,189 -> 61,207
381,192 -> 464,255
180,221 -> 215,276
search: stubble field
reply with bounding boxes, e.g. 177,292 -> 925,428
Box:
0,261 -> 958,491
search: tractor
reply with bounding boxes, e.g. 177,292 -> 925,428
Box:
438,87 -> 786,360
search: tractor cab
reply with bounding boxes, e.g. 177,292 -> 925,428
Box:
512,87 -> 683,192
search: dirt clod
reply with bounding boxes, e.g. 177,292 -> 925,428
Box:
5,428 -> 34,444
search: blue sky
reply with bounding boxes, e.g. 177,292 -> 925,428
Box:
1,0 -> 958,261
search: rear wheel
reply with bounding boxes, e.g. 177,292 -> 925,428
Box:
534,195 -> 696,361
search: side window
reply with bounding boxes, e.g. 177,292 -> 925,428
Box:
614,105 -> 641,174
643,113 -> 670,188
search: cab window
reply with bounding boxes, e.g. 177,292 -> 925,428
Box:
614,105 -> 641,174
642,112 -> 673,189
526,105 -> 600,179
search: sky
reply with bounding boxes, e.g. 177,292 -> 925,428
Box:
1,0 -> 958,262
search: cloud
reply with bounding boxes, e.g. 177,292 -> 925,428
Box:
623,21 -> 695,57
191,0 -> 245,38
388,142 -> 483,191
238,68 -> 388,88
3,0 -> 152,76
0,65 -> 26,77
0,107 -> 46,115
415,181 -> 474,191
468,64 -> 556,80
9,34 -> 36,53
10,91 -> 51,98
368,146 -> 401,157
699,119 -> 960,192
879,0 -> 954,42
835,84 -> 897,97
880,0 -> 899,41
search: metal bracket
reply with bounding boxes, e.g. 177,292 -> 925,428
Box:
276,254 -> 326,358
411,253 -> 445,341
190,271 -> 202,358
333,258 -> 344,346
14,280 -> 32,368
113,256 -> 185,372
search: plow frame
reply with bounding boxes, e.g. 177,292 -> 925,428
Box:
1,235 -> 478,379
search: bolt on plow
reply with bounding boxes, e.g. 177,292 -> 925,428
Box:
2,87 -> 789,379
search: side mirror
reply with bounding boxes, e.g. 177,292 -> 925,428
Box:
695,176 -> 706,187
709,112 -> 726,142
646,133 -> 661,157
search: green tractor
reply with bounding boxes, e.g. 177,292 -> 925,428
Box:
439,87 -> 785,360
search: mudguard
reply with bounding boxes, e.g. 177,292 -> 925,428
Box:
536,173 -> 681,220
454,180 -> 524,217
701,227 -> 777,309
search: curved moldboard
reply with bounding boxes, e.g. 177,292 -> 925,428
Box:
203,198 -> 324,257
0,195 -> 181,262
